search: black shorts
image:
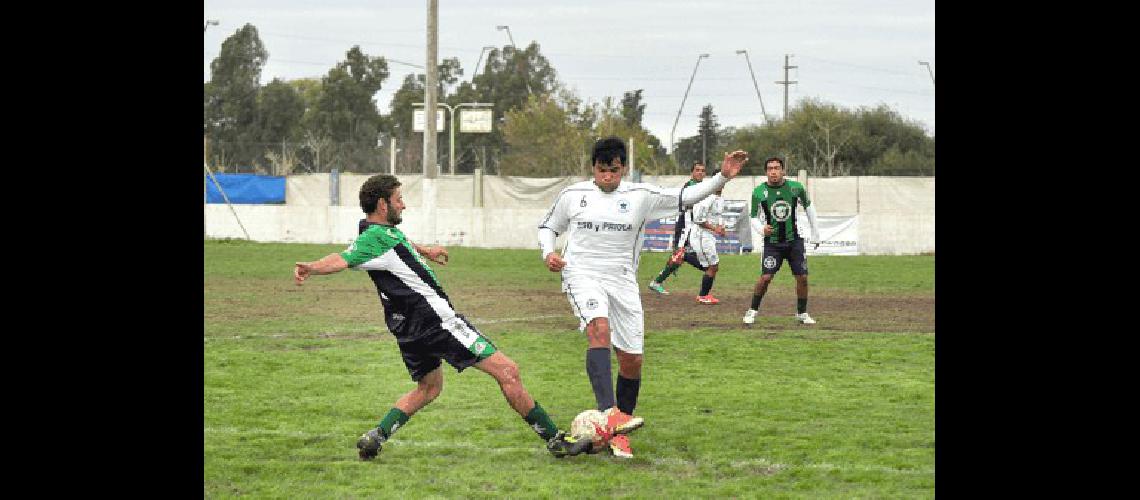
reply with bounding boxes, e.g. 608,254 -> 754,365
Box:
398,315 -> 497,381
761,239 -> 809,276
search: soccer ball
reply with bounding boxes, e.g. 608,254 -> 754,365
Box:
570,409 -> 611,452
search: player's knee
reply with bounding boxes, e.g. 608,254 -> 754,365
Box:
418,379 -> 443,401
498,359 -> 522,386
620,354 -> 643,373
759,274 -> 774,283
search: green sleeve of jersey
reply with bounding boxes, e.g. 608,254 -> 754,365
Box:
750,188 -> 760,217
339,228 -> 398,267
800,183 -> 812,208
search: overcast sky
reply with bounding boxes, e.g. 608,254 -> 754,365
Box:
204,0 -> 935,149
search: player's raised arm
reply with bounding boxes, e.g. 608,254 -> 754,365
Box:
677,150 -> 749,207
294,253 -> 349,286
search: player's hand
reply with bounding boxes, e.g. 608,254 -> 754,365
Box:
544,252 -> 565,272
294,262 -> 313,286
714,225 -> 727,237
719,150 -> 749,179
762,224 -> 773,236
422,245 -> 449,265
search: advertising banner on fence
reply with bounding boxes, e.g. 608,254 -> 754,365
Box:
641,199 -> 749,254
642,205 -> 859,256
808,215 -> 859,256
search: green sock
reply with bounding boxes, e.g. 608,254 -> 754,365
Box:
524,401 -> 559,441
377,408 -> 410,439
655,263 -> 680,283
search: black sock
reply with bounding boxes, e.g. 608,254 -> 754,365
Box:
797,298 -> 807,314
751,293 -> 764,310
616,375 -> 641,415
699,275 -> 715,296
586,348 -> 615,410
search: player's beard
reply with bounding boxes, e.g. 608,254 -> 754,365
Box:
388,211 -> 402,225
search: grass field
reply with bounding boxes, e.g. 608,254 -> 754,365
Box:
204,239 -> 934,498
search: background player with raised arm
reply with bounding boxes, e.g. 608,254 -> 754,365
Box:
294,174 -> 590,460
742,157 -> 821,326
648,161 -> 706,294
537,137 -> 748,458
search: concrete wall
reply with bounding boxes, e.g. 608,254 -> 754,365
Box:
208,173 -> 934,254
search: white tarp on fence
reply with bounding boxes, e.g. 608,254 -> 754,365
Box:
210,173 -> 933,255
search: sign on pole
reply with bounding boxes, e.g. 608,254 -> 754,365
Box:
413,109 -> 446,132
459,108 -> 494,133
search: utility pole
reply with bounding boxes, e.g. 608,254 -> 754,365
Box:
775,54 -> 798,120
424,0 -> 439,245
425,0 -> 439,179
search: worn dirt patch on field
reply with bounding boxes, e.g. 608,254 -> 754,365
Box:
446,287 -> 934,334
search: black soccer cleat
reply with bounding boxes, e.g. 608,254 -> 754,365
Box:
546,430 -> 592,458
356,428 -> 386,460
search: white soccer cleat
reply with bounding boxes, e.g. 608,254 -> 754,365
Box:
742,309 -> 758,325
796,312 -> 816,325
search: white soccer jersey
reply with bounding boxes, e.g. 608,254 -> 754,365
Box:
538,174 -> 729,275
686,194 -> 723,240
693,194 -> 720,233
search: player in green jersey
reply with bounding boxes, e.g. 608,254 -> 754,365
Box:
293,174 -> 590,460
742,157 -> 821,326
647,161 -> 706,294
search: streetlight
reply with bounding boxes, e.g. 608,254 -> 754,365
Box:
204,19 -> 219,32
918,60 -> 935,86
496,25 -> 532,94
669,53 -> 709,170
473,45 -> 496,82
736,49 -> 771,125
415,102 -> 495,175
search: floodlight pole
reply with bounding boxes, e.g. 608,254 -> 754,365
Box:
918,60 -> 935,86
497,25 -> 532,94
669,53 -> 709,170
736,49 -> 770,125
473,45 -> 496,81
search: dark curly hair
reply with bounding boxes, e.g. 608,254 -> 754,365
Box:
359,174 -> 401,214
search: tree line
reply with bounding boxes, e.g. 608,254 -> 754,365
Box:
204,23 -> 934,177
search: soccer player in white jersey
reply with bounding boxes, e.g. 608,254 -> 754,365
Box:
538,137 -> 748,458
294,174 -> 591,460
687,187 -> 727,303
647,186 -> 727,303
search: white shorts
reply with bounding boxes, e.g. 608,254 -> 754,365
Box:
561,269 -> 644,354
687,231 -> 720,267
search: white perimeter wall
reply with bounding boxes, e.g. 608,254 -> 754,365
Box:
209,173 -> 934,255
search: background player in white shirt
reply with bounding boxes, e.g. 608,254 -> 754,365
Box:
537,137 -> 748,458
646,186 -> 727,303
687,187 -> 727,303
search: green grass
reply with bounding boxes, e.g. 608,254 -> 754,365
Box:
205,240 -> 934,498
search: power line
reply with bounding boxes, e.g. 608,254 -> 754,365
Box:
796,54 -> 917,76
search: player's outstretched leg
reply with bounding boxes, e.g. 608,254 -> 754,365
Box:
356,428 -> 387,460
546,430 -> 593,458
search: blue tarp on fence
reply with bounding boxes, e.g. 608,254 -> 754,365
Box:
205,173 -> 286,204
